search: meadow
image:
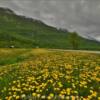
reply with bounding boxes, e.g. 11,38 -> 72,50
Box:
0,49 -> 100,100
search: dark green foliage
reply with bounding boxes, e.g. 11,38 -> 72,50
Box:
0,7 -> 100,50
68,32 -> 80,50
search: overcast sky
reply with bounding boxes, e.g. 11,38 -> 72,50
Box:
0,0 -> 100,41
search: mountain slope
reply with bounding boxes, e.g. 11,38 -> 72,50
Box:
0,7 -> 100,50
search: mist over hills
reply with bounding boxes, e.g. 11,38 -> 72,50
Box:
1,0 -> 100,42
0,7 -> 100,50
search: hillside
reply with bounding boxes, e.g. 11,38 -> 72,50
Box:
0,7 -> 100,50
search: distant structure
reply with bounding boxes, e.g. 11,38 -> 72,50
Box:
36,46 -> 39,49
10,45 -> 15,48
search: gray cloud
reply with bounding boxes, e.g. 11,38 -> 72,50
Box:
0,0 -> 100,41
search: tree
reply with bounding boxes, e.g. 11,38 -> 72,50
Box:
68,32 -> 79,50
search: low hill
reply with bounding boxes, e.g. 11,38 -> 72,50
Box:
0,7 -> 100,50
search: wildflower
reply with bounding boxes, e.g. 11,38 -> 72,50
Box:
66,96 -> 70,99
58,82 -> 63,88
37,94 -> 41,98
32,93 -> 36,97
90,90 -> 93,93
98,97 -> 100,100
16,96 -> 20,99
47,96 -> 52,100
21,94 -> 26,98
41,95 -> 46,99
66,88 -> 71,95
92,91 -> 97,97
71,96 -> 76,100
59,94 -> 65,99
49,93 -> 54,97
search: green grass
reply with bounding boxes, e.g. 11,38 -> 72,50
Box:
0,49 -> 32,66
0,48 -> 49,66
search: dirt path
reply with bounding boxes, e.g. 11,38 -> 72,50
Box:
49,49 -> 100,54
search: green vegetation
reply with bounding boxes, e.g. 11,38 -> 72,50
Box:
0,49 -> 32,66
0,7 -> 100,50
68,32 -> 80,50
0,48 -> 49,66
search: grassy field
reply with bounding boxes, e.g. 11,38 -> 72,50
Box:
0,49 -> 33,66
0,49 -> 100,100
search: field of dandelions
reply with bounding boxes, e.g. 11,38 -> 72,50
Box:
0,49 -> 100,100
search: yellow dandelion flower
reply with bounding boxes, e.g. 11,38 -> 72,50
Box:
21,94 -> 26,98
49,93 -> 54,97
47,96 -> 52,100
41,95 -> 46,99
32,93 -> 36,97
16,96 -> 20,99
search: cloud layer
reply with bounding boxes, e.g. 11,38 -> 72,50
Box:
0,0 -> 100,41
